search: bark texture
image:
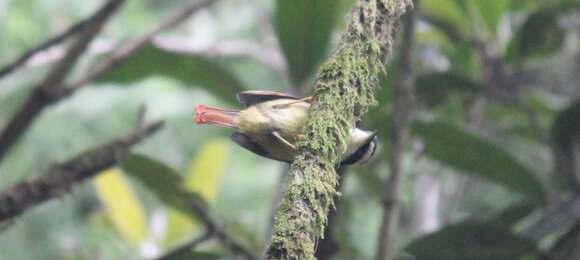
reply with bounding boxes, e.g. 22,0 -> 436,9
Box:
265,1 -> 413,259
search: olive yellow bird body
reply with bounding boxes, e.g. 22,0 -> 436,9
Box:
195,91 -> 377,165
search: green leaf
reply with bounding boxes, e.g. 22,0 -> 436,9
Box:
413,121 -> 545,203
419,15 -> 480,76
93,168 -> 147,245
472,0 -> 509,34
121,154 -> 206,216
274,0 -> 342,86
420,14 -> 466,44
485,202 -> 537,229
505,4 -> 578,62
415,72 -> 482,107
551,100 -> 580,190
163,209 -> 198,248
423,0 -> 469,35
185,138 -> 229,202
546,223 -> 580,260
509,0 -> 538,11
97,44 -> 245,105
406,222 -> 541,260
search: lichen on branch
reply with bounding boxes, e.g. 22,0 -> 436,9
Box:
265,0 -> 413,259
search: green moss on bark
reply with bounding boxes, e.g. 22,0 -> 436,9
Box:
265,1 -> 413,259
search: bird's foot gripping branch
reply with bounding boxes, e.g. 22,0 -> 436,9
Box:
265,0 -> 413,259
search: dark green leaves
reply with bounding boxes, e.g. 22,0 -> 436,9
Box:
505,1 -> 580,62
472,0 -> 509,34
274,0 -> 342,87
486,203 -> 537,229
413,121 -> 545,203
415,72 -> 482,107
122,154 -> 206,215
97,44 -> 245,105
506,8 -> 565,63
551,101 -> 580,190
423,0 -> 468,35
407,202 -> 539,259
406,222 -> 540,260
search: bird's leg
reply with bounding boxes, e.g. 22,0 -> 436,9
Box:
272,131 -> 296,150
272,96 -> 313,109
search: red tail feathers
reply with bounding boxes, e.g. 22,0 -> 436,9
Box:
194,104 -> 239,128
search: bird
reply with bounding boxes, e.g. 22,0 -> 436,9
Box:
194,90 -> 377,166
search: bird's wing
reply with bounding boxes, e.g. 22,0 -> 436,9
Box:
236,90 -> 298,107
230,132 -> 292,163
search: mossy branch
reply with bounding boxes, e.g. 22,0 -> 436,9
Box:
265,0 -> 413,259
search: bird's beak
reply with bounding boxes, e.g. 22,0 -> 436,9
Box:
194,104 -> 239,128
369,131 -> 378,141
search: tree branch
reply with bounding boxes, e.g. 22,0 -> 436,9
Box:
0,0 -> 126,164
66,0 -> 215,89
153,196 -> 257,260
155,38 -> 286,74
189,201 -> 257,260
154,232 -> 213,260
0,0 -> 123,81
376,3 -> 417,260
0,119 -> 163,224
542,221 -> 580,260
264,1 -> 413,259
0,0 -> 215,165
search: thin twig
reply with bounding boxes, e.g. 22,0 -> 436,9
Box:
153,232 -> 213,260
186,197 -> 258,260
155,221 -> 256,260
0,119 -> 164,224
154,38 -> 286,74
0,0 -> 126,164
67,0 -> 215,89
523,193 -> 580,241
541,221 -> 580,260
376,2 -> 417,260
0,0 -> 215,165
0,0 -> 123,81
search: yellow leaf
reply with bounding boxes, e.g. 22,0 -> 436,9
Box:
94,168 -> 147,245
163,138 -> 229,245
162,209 -> 196,247
185,138 -> 229,201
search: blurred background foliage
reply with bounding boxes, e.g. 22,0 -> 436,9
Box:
0,0 -> 579,259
